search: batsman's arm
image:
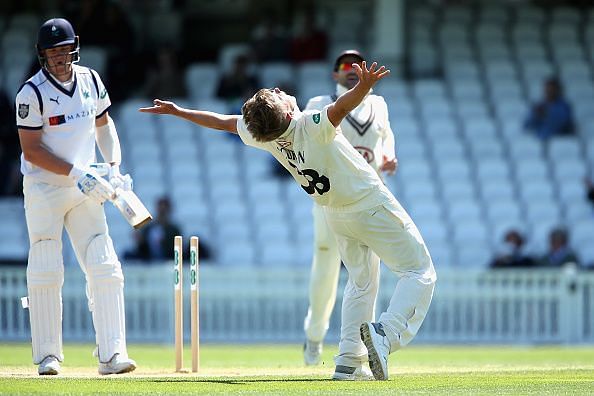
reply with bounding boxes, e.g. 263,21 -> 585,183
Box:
139,99 -> 239,134
95,113 -> 122,165
18,129 -> 73,175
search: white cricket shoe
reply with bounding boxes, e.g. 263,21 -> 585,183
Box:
303,340 -> 322,366
98,353 -> 137,375
38,355 -> 60,375
332,364 -> 374,381
360,322 -> 391,381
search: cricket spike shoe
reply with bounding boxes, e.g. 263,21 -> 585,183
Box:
98,353 -> 137,375
332,364 -> 374,380
303,339 -> 322,366
38,355 -> 60,375
360,322 -> 390,380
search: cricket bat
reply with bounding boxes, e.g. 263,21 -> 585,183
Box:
90,163 -> 153,229
112,188 -> 153,229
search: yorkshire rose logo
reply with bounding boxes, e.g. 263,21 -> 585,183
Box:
18,104 -> 29,119
312,113 -> 320,124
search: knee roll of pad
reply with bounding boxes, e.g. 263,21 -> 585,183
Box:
85,234 -> 123,282
27,240 -> 64,287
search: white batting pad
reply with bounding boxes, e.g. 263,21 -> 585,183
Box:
26,239 -> 64,364
85,234 -> 128,362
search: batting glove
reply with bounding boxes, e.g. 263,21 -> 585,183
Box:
69,166 -> 115,204
108,164 -> 133,191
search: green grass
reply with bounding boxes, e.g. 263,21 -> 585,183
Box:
2,343 -> 594,395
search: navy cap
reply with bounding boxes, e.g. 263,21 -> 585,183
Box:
37,18 -> 76,50
334,50 -> 365,71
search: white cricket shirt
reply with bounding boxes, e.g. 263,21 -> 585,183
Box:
237,107 -> 393,212
305,84 -> 395,175
15,65 -> 111,186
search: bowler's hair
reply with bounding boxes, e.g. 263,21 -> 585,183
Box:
241,89 -> 287,142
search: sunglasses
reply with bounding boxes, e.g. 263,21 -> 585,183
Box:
338,62 -> 362,72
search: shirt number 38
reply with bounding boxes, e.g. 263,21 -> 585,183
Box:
288,161 -> 330,195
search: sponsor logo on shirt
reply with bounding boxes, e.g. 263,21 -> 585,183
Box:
83,91 -> 90,99
49,114 -> 66,126
50,96 -> 60,105
100,89 -> 108,99
66,109 -> 96,121
18,104 -> 29,119
47,108 -> 96,126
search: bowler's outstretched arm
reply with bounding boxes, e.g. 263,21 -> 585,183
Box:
139,99 -> 239,134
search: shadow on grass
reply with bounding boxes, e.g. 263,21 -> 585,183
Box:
149,378 -> 332,385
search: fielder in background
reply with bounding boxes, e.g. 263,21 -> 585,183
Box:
302,50 -> 398,366
16,18 -> 136,375
139,60 -> 436,381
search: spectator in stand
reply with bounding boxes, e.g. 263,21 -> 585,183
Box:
142,47 -> 187,100
125,196 -> 182,261
216,54 -> 261,114
72,0 -> 138,102
586,176 -> 594,209
290,7 -> 329,63
539,227 -> 580,267
0,88 -> 22,196
524,77 -> 575,140
125,196 -> 212,262
251,11 -> 290,62
490,229 -> 535,269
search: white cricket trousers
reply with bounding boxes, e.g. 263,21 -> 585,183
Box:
304,203 -> 380,343
23,177 -> 128,364
324,197 -> 436,368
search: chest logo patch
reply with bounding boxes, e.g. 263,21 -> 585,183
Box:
18,104 -> 29,119
83,91 -> 90,99
312,113 -> 320,124
354,146 -> 375,164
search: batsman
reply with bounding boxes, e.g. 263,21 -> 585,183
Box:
15,18 -> 138,375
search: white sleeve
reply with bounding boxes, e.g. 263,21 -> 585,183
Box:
95,116 -> 122,164
304,107 -> 336,145
378,97 -> 396,159
236,117 -> 262,148
15,84 -> 43,130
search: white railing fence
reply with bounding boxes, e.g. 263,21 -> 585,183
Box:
1,264 -> 593,344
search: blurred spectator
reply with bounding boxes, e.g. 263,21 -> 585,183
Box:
586,177 -> 594,209
539,227 -> 580,267
125,196 -> 182,262
290,8 -> 328,63
72,0 -> 138,102
125,196 -> 213,262
251,12 -> 290,62
216,54 -> 261,114
142,47 -> 187,99
524,77 -> 575,139
0,88 -> 22,196
490,230 -> 535,269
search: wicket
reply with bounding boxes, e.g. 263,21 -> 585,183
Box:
174,235 -> 200,373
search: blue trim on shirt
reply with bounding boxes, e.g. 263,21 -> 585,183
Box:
17,125 -> 43,130
96,105 -> 110,119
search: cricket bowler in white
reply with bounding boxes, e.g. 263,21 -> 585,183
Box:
16,18 -> 136,375
303,50 -> 398,366
140,60 -> 436,381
